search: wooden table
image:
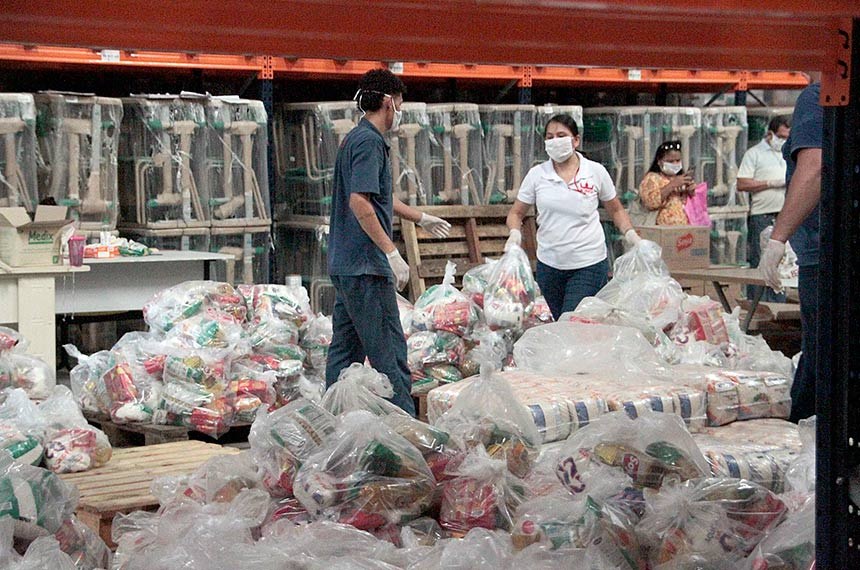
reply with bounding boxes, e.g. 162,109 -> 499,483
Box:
671,266 -> 799,332
59,441 -> 240,548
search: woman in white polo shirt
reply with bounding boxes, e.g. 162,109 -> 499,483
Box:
505,114 -> 640,320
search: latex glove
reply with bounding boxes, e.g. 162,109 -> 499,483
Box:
767,178 -> 786,189
505,229 -> 522,252
759,239 -> 786,293
417,213 -> 452,238
623,229 -> 642,248
386,249 -> 410,291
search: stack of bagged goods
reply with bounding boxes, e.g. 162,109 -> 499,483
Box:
107,367 -> 814,569
0,449 -> 111,569
0,387 -> 111,474
404,250 -> 552,395
0,328 -> 56,400
65,280 -> 326,438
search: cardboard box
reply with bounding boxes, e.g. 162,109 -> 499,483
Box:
0,206 -> 71,267
635,225 -> 710,270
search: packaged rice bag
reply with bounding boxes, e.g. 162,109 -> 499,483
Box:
704,370 -> 792,426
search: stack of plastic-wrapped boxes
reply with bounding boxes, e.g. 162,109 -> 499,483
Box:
0,94 -> 38,212
425,103 -> 484,206
35,92 -> 123,236
479,104 -> 536,204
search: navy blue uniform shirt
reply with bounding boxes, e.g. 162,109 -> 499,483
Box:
784,83 -> 823,267
328,118 -> 394,278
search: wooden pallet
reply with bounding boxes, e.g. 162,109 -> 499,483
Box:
401,205 -> 537,301
59,441 -> 240,548
84,411 -> 252,447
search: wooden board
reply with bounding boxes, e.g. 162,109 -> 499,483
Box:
401,205 -> 537,301
60,441 -> 240,548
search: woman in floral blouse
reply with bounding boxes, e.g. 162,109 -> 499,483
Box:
639,140 -> 696,225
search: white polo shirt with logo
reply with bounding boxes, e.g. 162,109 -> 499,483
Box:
737,139 -> 787,216
516,154 -> 616,270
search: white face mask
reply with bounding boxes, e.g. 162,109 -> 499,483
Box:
545,137 -> 574,163
661,161 -> 683,176
388,95 -> 403,131
769,135 -> 786,152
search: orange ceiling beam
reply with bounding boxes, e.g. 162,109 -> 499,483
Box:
1,1 -> 857,72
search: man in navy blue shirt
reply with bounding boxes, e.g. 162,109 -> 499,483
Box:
326,69 -> 451,416
758,82 -> 822,422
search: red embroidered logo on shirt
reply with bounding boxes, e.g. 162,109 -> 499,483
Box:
570,180 -> 596,195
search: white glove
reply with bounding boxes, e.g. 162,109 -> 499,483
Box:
505,229 -> 522,252
759,239 -> 786,293
386,249 -> 410,291
417,213 -> 452,238
767,179 -> 786,189
623,229 -> 642,248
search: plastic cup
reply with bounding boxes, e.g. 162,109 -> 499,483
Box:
68,235 -> 86,267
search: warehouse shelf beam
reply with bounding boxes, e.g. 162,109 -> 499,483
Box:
0,43 -> 811,90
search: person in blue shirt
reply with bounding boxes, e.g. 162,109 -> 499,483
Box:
325,69 -> 451,416
758,82 -> 822,422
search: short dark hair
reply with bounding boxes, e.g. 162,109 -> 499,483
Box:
545,114 -> 579,137
355,69 -> 406,113
648,140 -> 685,174
768,116 -> 790,133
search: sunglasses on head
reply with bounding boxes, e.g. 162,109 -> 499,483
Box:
660,141 -> 682,151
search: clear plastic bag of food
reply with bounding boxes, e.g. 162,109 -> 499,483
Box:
321,363 -> 408,417
406,332 -> 465,370
0,327 -> 28,354
0,449 -> 79,538
382,414 -> 460,482
513,320 -> 667,379
249,398 -> 338,498
459,327 -> 512,379
744,497 -> 813,570
301,315 -> 333,372
143,281 -> 247,334
438,446 -> 526,534
0,517 -> 78,570
412,262 -> 479,337
38,386 -> 112,473
483,244 -> 538,334
409,527 -> 514,570
294,410 -> 436,531
53,515 -> 112,570
675,297 -> 729,345
396,294 -> 415,338
0,354 -> 55,400
524,296 -> 553,329
785,416 -> 815,496
461,259 -> 498,309
240,283 -> 313,330
165,309 -> 248,351
554,410 -> 708,494
724,309 -> 793,376
595,240 -> 685,330
63,345 -> 114,415
435,360 -> 540,478
152,452 -> 262,508
0,388 -> 47,445
640,478 -> 787,568
227,361 -> 276,424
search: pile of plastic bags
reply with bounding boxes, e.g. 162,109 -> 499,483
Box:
108,359 -> 814,569
0,449 -> 111,569
0,327 -> 56,400
66,280 -> 328,438
0,387 -> 111,474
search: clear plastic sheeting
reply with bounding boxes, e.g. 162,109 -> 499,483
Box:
708,207 -> 749,266
388,103 -> 431,206
582,106 -> 702,206
533,104 -> 583,166
274,102 -> 359,217
744,497 -> 814,570
205,97 -> 270,226
700,106 -> 748,207
34,92 -> 123,231
118,94 -> 209,229
209,226 -> 271,285
479,105 -> 536,204
0,94 -> 38,211
425,103 -> 484,205
273,222 -> 330,311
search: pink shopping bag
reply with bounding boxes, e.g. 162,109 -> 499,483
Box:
684,182 -> 711,227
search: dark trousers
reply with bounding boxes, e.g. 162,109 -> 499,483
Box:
747,213 -> 787,302
536,258 -> 610,321
325,274 -> 416,416
789,264 -> 818,422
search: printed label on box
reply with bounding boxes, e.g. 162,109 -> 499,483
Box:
676,233 -> 695,252
28,230 -> 54,245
